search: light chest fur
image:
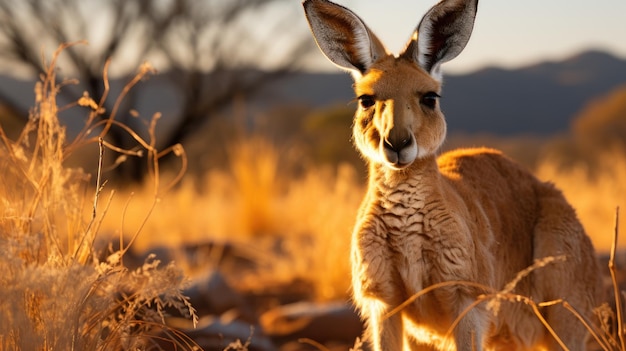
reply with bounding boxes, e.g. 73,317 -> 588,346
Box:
351,155 -> 497,336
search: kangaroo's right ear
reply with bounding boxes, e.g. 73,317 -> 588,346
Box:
303,0 -> 387,79
401,0 -> 478,82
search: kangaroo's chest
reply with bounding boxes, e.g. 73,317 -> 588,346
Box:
353,188 -> 475,303
382,198 -> 470,285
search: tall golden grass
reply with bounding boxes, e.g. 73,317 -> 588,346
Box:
0,44 -> 197,350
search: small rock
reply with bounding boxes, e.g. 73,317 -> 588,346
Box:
162,315 -> 276,351
260,301 -> 363,346
176,271 -> 257,324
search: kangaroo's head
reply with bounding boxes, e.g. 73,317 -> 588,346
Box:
303,0 -> 478,170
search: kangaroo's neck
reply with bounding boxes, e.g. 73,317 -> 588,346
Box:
368,155 -> 441,190
364,155 -> 445,235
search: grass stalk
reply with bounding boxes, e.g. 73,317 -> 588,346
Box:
611,206 -> 624,350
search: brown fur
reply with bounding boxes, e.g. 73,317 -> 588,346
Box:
303,1 -> 603,350
351,146 -> 602,350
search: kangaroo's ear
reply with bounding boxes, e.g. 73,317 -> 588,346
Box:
303,0 -> 387,79
401,0 -> 478,81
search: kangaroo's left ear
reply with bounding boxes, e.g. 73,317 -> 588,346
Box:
303,0 -> 388,79
401,0 -> 478,81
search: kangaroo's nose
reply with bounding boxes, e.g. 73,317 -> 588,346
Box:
383,136 -> 411,153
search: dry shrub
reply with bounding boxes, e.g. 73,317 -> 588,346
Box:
572,84 -> 626,155
536,150 -> 626,252
0,43 -> 196,350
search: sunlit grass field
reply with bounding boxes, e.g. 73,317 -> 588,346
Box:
100,137 -> 361,301
1,46 -> 625,350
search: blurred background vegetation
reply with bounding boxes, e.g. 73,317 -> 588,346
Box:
0,0 -> 625,293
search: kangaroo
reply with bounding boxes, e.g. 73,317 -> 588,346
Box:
303,0 -> 603,350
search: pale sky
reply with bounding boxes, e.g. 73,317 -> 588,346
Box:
301,0 -> 626,74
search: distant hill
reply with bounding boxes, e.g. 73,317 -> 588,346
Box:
2,50 -> 626,137
264,50 -> 626,136
443,50 -> 626,135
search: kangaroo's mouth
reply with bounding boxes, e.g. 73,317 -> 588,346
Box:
380,135 -> 418,169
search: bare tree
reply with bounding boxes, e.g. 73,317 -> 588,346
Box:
0,0 -> 313,181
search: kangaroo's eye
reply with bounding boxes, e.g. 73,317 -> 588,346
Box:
358,95 -> 375,109
420,92 -> 440,109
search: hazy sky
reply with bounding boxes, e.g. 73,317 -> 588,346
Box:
301,0 -> 626,74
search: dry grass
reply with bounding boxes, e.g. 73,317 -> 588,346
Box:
0,44 -> 196,350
